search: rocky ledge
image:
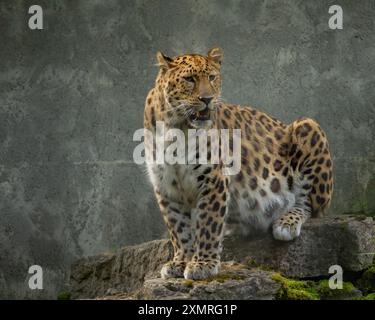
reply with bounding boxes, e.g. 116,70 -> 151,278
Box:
68,215 -> 375,300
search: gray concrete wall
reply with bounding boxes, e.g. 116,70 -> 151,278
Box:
0,0 -> 374,299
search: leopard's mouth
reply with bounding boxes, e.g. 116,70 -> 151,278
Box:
189,107 -> 211,122
188,108 -> 213,129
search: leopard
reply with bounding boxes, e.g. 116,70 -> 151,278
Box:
143,47 -> 333,280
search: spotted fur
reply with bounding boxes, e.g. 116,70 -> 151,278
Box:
144,48 -> 333,280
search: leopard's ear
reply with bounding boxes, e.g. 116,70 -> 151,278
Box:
207,47 -> 223,65
156,51 -> 174,70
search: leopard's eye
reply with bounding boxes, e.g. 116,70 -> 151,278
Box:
183,76 -> 195,83
209,74 -> 216,81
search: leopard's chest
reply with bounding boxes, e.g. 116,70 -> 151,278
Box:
149,163 -> 200,205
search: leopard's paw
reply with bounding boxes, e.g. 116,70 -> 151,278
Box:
183,260 -> 220,280
161,261 -> 186,279
272,216 -> 302,241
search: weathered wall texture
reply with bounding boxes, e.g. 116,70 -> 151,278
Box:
0,0 -> 374,298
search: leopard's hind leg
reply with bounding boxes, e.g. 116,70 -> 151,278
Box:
273,118 -> 333,241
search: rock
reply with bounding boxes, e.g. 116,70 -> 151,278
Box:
70,215 -> 375,299
139,264 -> 280,300
223,215 -> 375,277
99,263 -> 281,300
356,264 -> 375,294
70,239 -> 173,299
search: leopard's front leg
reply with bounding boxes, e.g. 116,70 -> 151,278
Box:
155,190 -> 194,279
184,175 -> 229,280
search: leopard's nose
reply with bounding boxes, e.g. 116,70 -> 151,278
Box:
198,96 -> 213,106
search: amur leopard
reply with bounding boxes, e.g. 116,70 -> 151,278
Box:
143,48 -> 333,280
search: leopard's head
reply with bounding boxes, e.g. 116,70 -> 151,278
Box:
156,48 -> 223,129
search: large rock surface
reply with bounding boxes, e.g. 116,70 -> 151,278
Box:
223,215 -> 375,277
70,239 -> 173,299
70,215 -> 375,299
131,263 -> 280,300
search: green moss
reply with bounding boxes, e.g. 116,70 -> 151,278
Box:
183,271 -> 246,287
183,279 -> 194,288
363,293 -> 375,300
283,288 -> 316,300
357,265 -> 375,293
272,274 -> 361,300
317,279 -> 356,299
271,273 -> 319,300
57,291 -> 71,300
245,258 -> 259,268
353,293 -> 375,300
245,258 -> 274,272
258,265 -> 275,272
209,272 -> 245,283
